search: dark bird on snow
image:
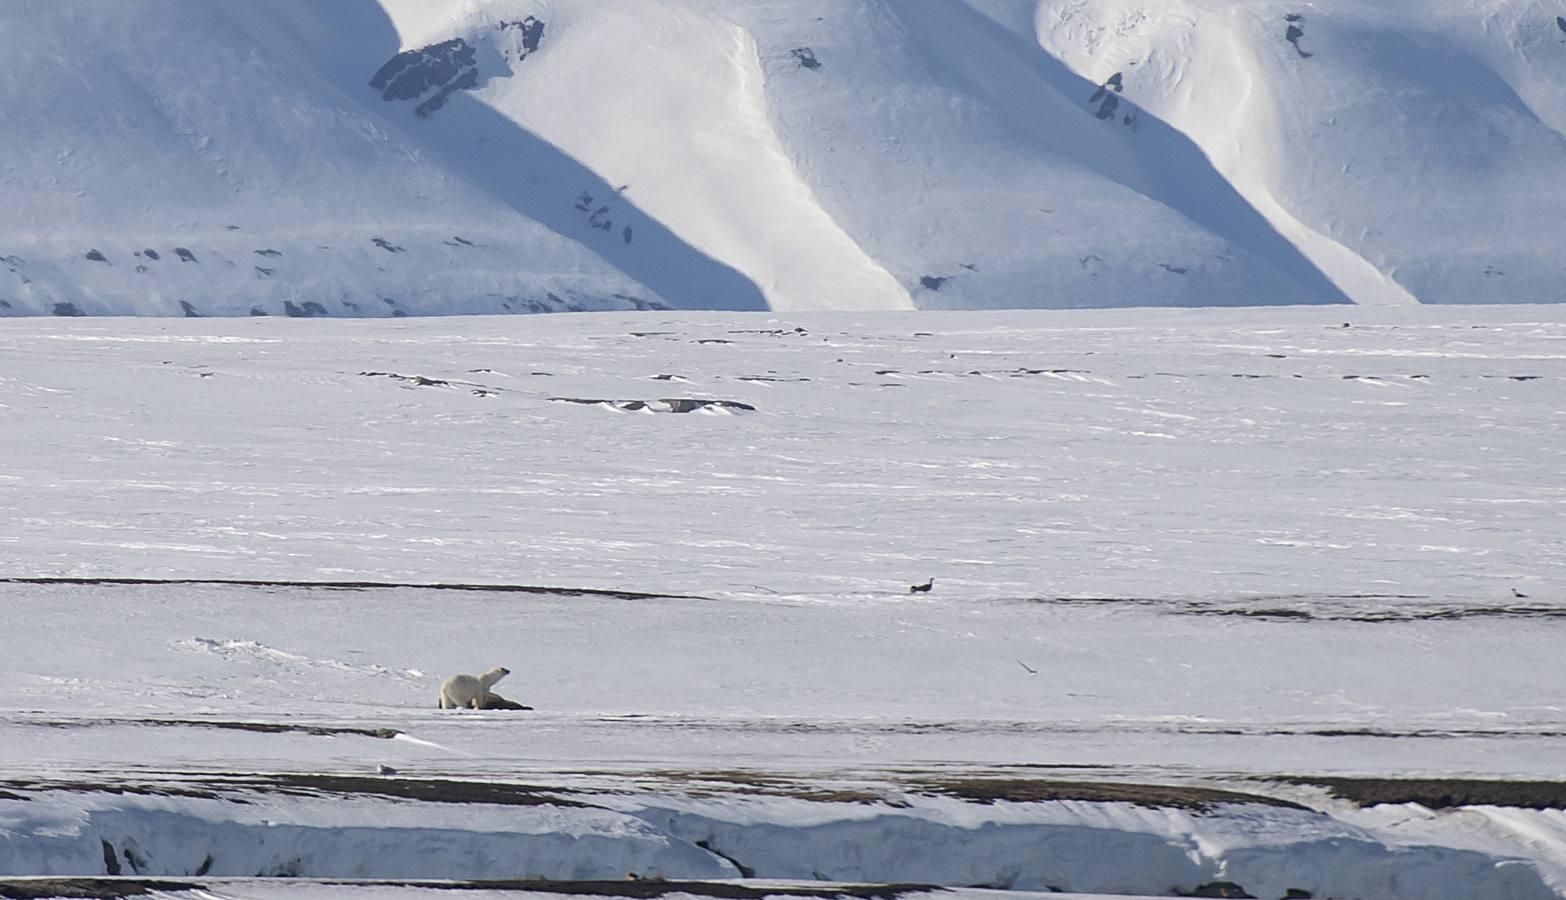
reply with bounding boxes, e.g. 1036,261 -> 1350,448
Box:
1512,587 -> 1530,599
910,578 -> 934,594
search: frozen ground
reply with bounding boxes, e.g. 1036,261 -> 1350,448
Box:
4,0 -> 1564,315
1,306 -> 1564,898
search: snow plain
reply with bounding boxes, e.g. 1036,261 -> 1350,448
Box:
1,306 -> 1565,898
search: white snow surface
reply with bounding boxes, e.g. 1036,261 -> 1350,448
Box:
2,306 -> 1565,897
3,0 -> 1563,316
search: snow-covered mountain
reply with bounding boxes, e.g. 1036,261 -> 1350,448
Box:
2,0 -> 1562,316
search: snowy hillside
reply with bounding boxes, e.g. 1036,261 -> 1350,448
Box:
1,0 -> 1563,316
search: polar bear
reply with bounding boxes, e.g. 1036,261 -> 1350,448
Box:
438,666 -> 510,709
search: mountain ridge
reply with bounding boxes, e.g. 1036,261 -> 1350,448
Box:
1,0 -> 1561,317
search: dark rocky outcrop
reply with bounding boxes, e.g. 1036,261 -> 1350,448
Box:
1089,72 -> 1124,119
283,300 -> 329,318
371,37 -> 475,101
1285,15 -> 1314,58
550,397 -> 757,414
497,16 -> 546,61
371,18 -> 545,117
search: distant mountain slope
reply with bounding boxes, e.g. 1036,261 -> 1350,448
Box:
0,0 -> 682,317
1,0 -> 1561,316
1029,0 -> 1566,306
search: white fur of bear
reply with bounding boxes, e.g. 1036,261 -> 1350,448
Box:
438,666 -> 510,709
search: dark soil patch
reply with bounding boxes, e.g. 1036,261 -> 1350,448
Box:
19,717 -> 396,739
238,773 -> 590,808
1020,593 -> 1566,624
0,881 -> 935,900
0,773 -> 583,809
143,719 -> 399,739
0,879 -> 193,899
0,779 -> 223,802
1177,883 -> 1256,899
648,770 -> 892,806
1191,603 -> 1566,623
354,880 -> 936,899
0,577 -> 703,602
920,778 -> 1304,811
1289,777 -> 1566,810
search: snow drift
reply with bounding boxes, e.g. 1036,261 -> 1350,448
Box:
1,0 -> 1562,316
1,786 -> 1559,899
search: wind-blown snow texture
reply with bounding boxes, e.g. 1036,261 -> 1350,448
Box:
1,0 -> 1562,316
2,306 -> 1565,897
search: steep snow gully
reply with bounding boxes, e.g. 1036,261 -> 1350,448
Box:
1,0 -> 1562,316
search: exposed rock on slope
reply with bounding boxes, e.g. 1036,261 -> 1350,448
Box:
1,0 -> 1562,316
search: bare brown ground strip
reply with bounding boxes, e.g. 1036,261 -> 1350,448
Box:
917,777 -> 1306,811
0,880 -> 192,899
1289,777 -> 1566,810
354,880 -> 939,899
23,717 -> 401,739
35,768 -> 1566,814
0,774 -> 587,808
0,577 -> 704,602
647,770 -> 894,805
237,773 -> 591,807
0,880 -> 939,900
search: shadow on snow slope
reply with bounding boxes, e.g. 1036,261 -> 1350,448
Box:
230,0 -> 768,312
411,88 -> 769,311
890,1 -> 1352,306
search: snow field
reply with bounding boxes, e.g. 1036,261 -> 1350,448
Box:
0,306 -> 1559,599
1,306 -> 1565,896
